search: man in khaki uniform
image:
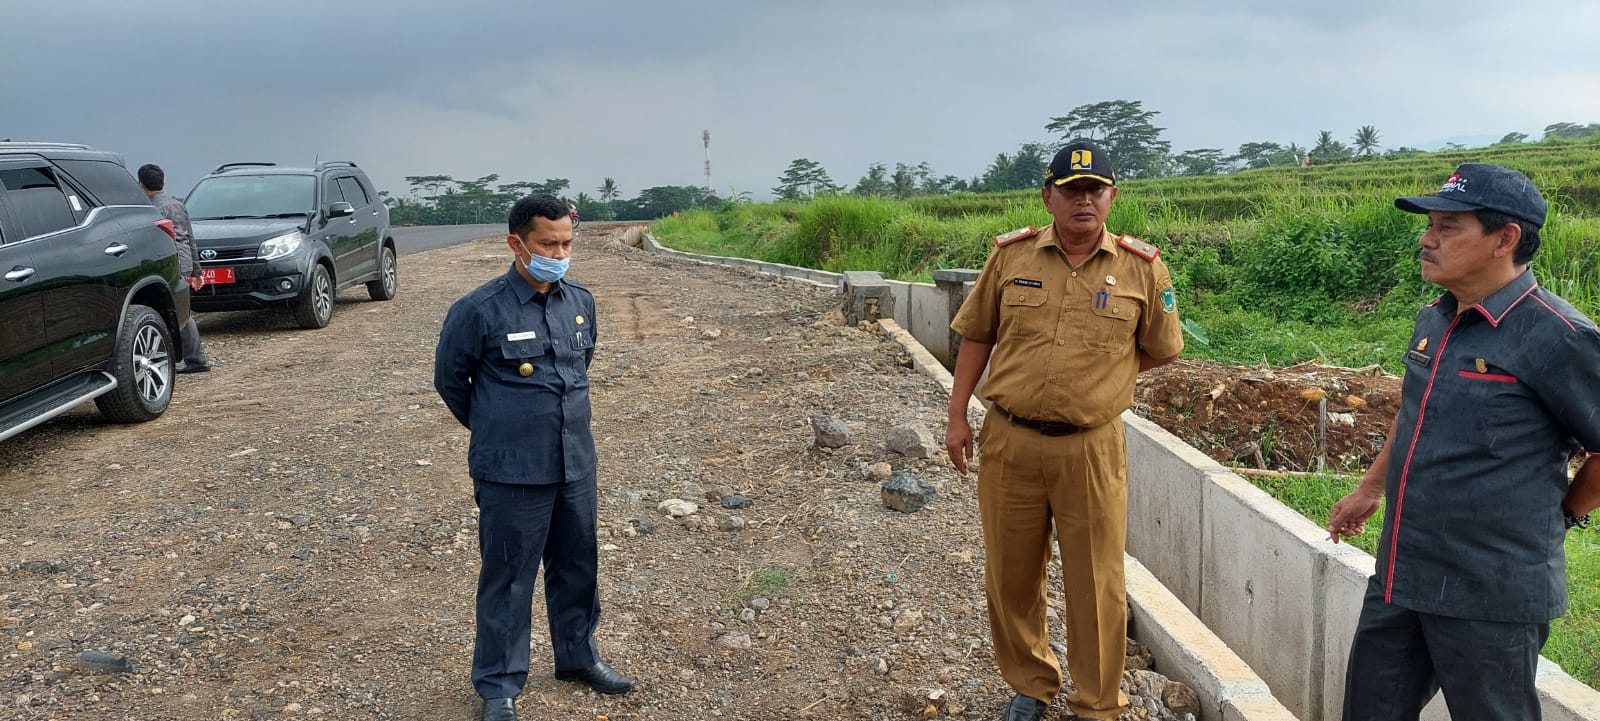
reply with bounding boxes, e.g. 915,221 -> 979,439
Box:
945,141 -> 1183,721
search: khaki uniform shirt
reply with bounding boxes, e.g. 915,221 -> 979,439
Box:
951,224 -> 1184,428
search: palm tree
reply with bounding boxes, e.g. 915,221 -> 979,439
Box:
1311,131 -> 1350,161
597,177 -> 619,203
1352,125 -> 1382,156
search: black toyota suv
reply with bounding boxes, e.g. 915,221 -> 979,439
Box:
0,142 -> 189,442
185,161 -> 397,329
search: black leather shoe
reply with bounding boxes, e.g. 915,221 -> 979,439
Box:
554,659 -> 635,695
176,362 -> 211,374
481,697 -> 516,721
1004,693 -> 1048,721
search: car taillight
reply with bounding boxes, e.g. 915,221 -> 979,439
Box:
155,219 -> 177,239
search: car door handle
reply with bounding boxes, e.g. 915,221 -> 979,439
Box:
104,243 -> 130,256
5,266 -> 36,282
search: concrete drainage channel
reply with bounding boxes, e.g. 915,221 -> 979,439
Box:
629,229 -> 1600,721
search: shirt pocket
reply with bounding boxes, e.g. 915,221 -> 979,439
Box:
1000,288 -> 1050,339
498,339 -> 551,382
1085,291 -> 1142,353
1455,369 -> 1522,402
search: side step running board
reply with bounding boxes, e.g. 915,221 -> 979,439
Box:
0,372 -> 118,443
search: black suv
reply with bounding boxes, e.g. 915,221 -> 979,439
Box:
185,161 -> 397,329
0,142 -> 189,442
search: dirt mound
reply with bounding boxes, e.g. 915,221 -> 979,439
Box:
1135,359 -> 1402,474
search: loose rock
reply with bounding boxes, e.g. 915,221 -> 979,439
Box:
714,632 -> 753,651
1163,680 -> 1200,717
720,494 -> 752,509
811,415 -> 852,448
1125,638 -> 1154,671
881,472 -> 936,513
78,650 -> 132,675
657,499 -> 699,518
885,424 -> 937,459
718,516 -> 746,532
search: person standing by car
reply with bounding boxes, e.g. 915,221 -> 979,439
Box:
434,195 -> 632,721
138,163 -> 210,373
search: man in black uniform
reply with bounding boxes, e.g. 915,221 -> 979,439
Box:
434,195 -> 633,721
1329,164 -> 1600,720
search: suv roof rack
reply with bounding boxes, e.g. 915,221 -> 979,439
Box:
212,162 -> 277,174
0,141 -> 93,150
315,160 -> 358,170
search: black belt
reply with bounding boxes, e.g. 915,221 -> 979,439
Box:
991,403 -> 1083,436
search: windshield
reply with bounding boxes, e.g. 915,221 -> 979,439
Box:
185,174 -> 315,220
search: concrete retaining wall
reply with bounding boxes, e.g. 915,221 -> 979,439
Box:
638,229 -> 1600,721
642,231 -> 968,364
1122,410 -> 1600,721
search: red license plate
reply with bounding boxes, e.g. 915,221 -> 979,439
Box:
203,268 -> 235,284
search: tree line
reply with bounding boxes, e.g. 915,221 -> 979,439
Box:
384,101 -> 1600,222
383,174 -> 718,227
769,99 -> 1600,200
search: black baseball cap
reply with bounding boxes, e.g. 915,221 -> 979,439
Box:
1045,141 -> 1115,187
1395,163 -> 1547,228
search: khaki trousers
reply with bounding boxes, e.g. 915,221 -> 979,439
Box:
978,413 -> 1130,720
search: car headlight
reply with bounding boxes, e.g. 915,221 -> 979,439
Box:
258,231 -> 305,261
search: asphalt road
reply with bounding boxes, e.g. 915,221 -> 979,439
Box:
392,221 -> 630,257
391,224 -> 503,256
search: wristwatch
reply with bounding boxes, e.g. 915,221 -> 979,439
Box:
1566,508 -> 1593,530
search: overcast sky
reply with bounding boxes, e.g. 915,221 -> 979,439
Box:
3,1 -> 1598,203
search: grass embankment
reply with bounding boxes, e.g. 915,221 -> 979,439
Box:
653,139 -> 1600,372
653,139 -> 1600,687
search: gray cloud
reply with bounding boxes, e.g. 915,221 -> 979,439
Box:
3,1 -> 1597,202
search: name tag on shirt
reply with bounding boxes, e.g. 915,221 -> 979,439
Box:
506,331 -> 538,341
1013,278 -> 1043,288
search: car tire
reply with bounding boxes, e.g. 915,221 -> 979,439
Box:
366,244 -> 398,301
293,263 -> 334,329
94,304 -> 175,423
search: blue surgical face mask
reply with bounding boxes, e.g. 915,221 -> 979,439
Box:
521,242 -> 570,283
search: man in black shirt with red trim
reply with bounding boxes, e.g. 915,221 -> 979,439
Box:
1329,163 -> 1600,720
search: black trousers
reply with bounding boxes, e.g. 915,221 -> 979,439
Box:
1343,578 -> 1549,721
471,476 -> 601,700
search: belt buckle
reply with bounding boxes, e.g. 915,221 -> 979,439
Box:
1038,421 -> 1077,436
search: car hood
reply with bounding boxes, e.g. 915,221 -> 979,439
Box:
192,217 -> 307,247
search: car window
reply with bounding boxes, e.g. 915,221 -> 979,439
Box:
185,174 -> 316,219
323,176 -> 347,207
53,159 -> 149,206
0,166 -> 85,238
336,176 -> 368,207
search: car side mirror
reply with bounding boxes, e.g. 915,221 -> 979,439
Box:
327,201 -> 355,219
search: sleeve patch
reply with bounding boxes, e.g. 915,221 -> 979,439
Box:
995,226 -> 1038,246
1118,235 -> 1160,261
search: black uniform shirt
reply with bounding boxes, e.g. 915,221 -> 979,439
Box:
434,266 -> 597,484
1379,269 -> 1600,622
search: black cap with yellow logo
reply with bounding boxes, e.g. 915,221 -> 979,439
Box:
1044,141 -> 1115,187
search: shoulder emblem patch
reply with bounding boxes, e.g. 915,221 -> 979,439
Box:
994,226 -> 1038,247
1118,235 -> 1160,261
